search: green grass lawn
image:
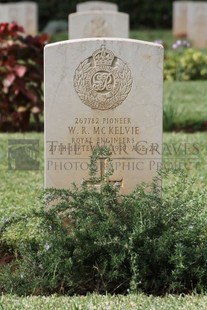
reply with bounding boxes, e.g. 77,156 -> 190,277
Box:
1,293 -> 207,309
130,29 -> 174,47
51,29 -> 174,47
164,81 -> 207,129
0,133 -> 43,216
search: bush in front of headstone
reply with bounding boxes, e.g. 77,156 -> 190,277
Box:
0,182 -> 133,295
0,148 -> 133,295
0,22 -> 48,132
0,153 -> 207,295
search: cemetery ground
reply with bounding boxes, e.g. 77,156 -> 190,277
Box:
1,293 -> 207,309
0,132 -> 207,307
0,119 -> 207,307
0,30 -> 207,308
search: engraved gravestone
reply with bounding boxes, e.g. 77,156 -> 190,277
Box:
173,1 -> 189,37
187,2 -> 207,48
0,2 -> 37,35
44,38 -> 163,194
77,1 -> 118,12
69,11 -> 129,39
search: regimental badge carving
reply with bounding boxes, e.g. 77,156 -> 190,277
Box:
84,17 -> 112,37
74,45 -> 133,110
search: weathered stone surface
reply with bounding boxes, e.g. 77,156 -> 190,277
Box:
0,2 -> 38,35
173,1 -> 189,37
69,11 -> 129,39
77,1 -> 118,12
187,2 -> 207,48
44,38 -> 163,194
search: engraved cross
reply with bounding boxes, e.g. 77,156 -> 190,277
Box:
96,156 -> 123,190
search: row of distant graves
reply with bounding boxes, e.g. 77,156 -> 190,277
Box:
1,1 -> 207,47
173,1 -> 207,48
0,1 -> 129,39
0,1 -> 207,48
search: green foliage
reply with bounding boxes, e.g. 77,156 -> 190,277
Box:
164,48 -> 207,81
0,210 -> 73,295
0,148 -> 207,296
130,170 -> 207,295
118,0 -> 172,29
0,148 -> 132,295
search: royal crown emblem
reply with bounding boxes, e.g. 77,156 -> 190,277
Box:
74,45 -> 133,110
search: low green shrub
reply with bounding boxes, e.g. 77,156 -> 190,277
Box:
164,48 -> 207,81
0,149 -> 207,296
130,170 -> 207,294
0,22 -> 48,132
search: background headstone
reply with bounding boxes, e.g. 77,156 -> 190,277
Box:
69,11 -> 129,39
77,1 -> 118,12
187,2 -> 207,48
44,38 -> 163,194
0,5 -> 8,22
43,20 -> 68,37
0,2 -> 38,35
173,1 -> 189,37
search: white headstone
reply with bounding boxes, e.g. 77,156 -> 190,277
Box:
69,11 -> 129,39
44,38 -> 163,194
187,2 -> 207,48
173,1 -> 189,37
0,5 -> 9,22
77,1 -> 118,12
0,2 -> 38,35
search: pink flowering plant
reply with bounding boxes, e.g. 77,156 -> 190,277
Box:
0,22 -> 48,131
172,39 -> 191,49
